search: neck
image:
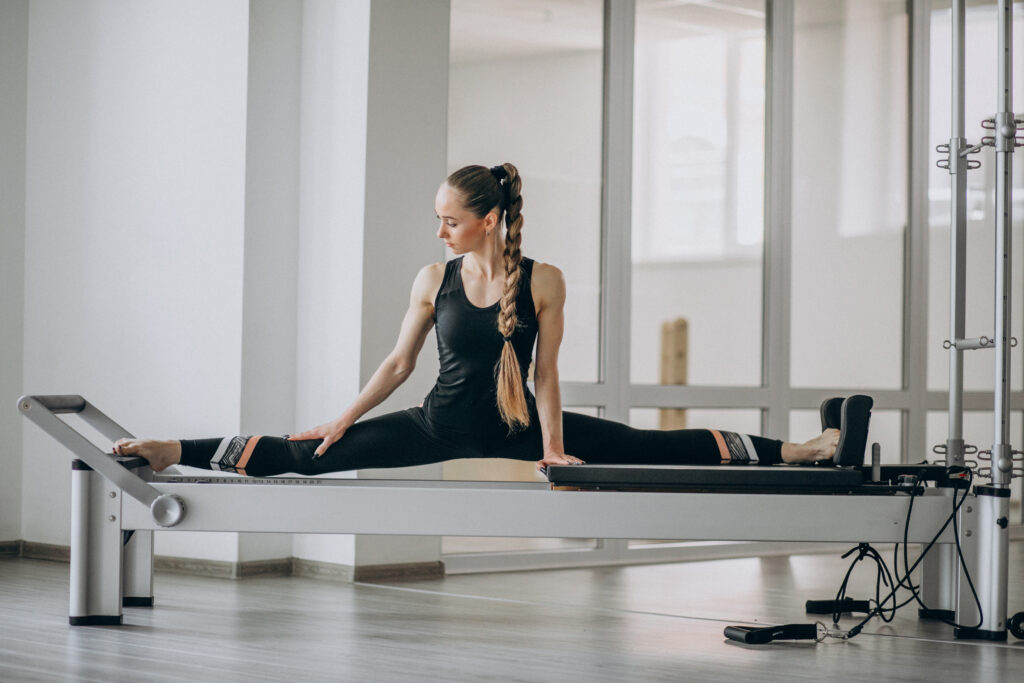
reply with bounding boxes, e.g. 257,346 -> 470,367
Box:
464,231 -> 507,280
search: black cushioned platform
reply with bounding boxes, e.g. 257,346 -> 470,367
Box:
546,464 -> 865,492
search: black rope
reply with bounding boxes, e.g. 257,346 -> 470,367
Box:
834,467 -> 983,640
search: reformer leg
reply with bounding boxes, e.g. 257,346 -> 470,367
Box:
122,462 -> 154,607
122,529 -> 153,607
70,460 -> 124,625
954,488 -> 1010,640
918,542 -> 956,620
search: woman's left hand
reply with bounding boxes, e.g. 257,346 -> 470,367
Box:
536,451 -> 586,472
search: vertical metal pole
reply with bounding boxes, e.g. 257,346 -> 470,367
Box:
600,0 -> 634,424
990,0 -> 1016,488
763,0 -> 794,440
598,0 -> 635,562
957,0 -> 1014,641
906,0 -> 931,465
946,0 -> 967,468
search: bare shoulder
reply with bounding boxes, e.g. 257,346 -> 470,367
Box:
411,262 -> 446,305
529,260 -> 566,312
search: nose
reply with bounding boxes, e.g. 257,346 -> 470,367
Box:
437,222 -> 448,239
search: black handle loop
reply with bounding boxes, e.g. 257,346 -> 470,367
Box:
724,623 -> 820,645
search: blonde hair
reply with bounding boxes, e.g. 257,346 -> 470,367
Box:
446,163 -> 529,430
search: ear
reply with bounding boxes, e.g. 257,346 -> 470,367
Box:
484,209 -> 500,233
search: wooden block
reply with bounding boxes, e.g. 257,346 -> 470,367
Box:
659,317 -> 688,430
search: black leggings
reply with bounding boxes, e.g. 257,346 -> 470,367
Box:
177,408 -> 784,477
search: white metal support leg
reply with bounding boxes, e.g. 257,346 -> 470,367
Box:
955,489 -> 1011,640
918,486 -> 959,620
919,543 -> 957,619
122,528 -> 153,608
122,463 -> 154,607
70,460 -> 124,625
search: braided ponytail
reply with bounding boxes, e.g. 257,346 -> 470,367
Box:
493,163 -> 530,430
445,163 -> 530,431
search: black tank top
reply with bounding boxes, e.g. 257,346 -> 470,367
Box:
422,256 -> 539,442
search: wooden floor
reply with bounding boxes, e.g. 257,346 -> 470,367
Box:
2,544 -> 1022,682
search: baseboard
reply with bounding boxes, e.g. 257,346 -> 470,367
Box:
237,557 -> 294,579
292,558 -> 355,583
0,540 -> 23,558
21,541 -> 70,562
154,555 -> 238,579
353,561 -> 445,582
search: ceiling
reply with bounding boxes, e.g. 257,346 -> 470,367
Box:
449,0 -> 769,63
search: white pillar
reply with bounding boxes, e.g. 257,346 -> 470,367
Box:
353,0 -> 450,574
290,0 -> 450,574
0,0 -> 29,544
290,0 -> 372,568
238,0 -> 304,564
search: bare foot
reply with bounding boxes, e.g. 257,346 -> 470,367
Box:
780,428 -> 840,464
112,438 -> 181,472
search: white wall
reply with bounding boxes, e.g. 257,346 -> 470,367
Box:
21,0 -> 250,556
0,0 -> 29,542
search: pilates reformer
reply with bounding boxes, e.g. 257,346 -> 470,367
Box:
10,391 -> 980,637
14,0 -> 1022,642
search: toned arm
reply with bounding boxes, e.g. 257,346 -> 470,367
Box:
338,263 -> 443,426
531,262 -> 570,465
288,263 -> 442,456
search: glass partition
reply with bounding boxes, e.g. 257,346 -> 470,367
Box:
630,0 -> 766,387
790,0 -> 908,389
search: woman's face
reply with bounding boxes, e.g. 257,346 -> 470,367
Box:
435,183 -> 497,254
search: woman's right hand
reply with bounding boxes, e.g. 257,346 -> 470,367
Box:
287,418 -> 350,457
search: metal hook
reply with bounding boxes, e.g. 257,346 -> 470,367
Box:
816,622 -> 849,641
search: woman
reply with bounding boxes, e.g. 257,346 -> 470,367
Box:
114,164 -> 839,476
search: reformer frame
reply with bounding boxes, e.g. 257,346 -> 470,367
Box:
15,0 -> 1019,641
13,392 -> 967,631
